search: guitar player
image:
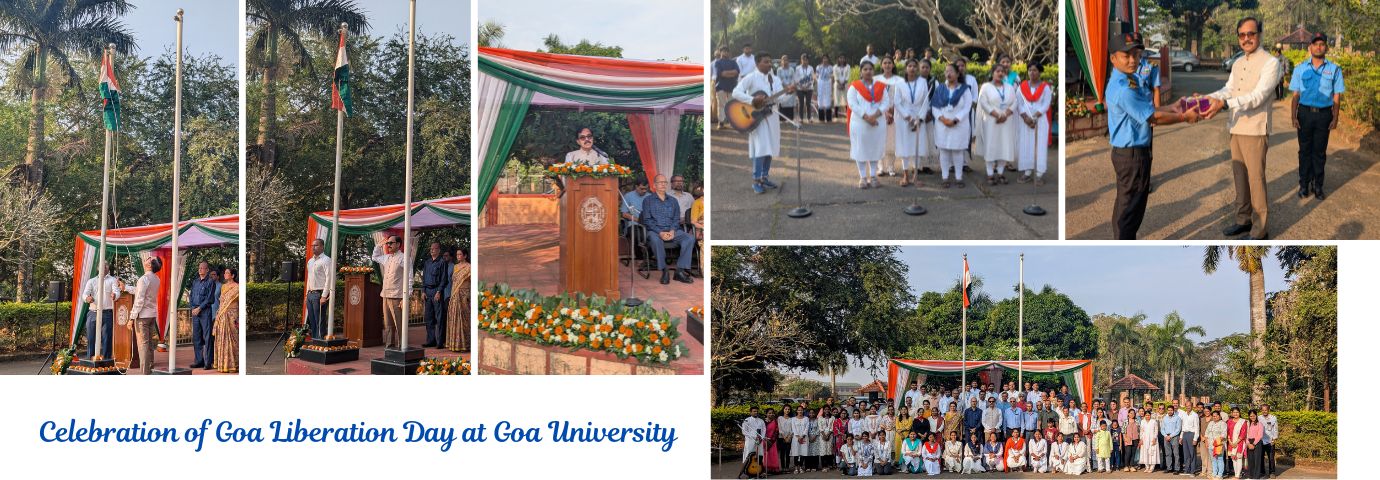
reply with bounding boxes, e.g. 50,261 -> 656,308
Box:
731,52 -> 796,194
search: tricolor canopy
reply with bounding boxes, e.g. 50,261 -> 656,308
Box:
888,359 -> 1095,410
304,195 -> 471,253
1066,0 -> 1112,104
69,215 -> 239,344
475,47 -> 703,215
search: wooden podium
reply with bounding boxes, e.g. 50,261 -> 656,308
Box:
343,273 -> 383,348
558,175 -> 620,300
112,295 -> 138,369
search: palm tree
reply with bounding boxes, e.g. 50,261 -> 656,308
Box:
1152,312 -> 1204,399
478,20 -> 504,48
819,351 -> 848,400
246,0 -> 367,170
0,0 -> 133,301
1105,313 -> 1147,386
1203,246 -> 1270,404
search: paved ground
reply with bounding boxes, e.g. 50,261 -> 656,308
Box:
710,121 -> 1059,240
709,457 -> 1336,479
478,224 -> 704,364
1067,71 -> 1380,239
1,345 -> 233,375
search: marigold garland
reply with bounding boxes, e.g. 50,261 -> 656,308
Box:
417,357 -> 471,375
478,283 -> 687,364
340,265 -> 375,275
284,326 -> 308,358
546,161 -> 633,179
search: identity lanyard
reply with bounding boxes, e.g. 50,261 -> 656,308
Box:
907,80 -> 919,104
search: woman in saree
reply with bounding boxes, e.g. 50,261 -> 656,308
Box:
212,267 -> 239,373
445,248 -> 471,352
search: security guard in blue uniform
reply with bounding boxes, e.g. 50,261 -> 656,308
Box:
1104,31 -> 1201,239
1290,33 -> 1345,200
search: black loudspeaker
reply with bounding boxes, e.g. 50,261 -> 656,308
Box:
280,260 -> 296,283
47,280 -> 63,303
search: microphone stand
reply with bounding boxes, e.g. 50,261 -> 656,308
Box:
624,222 -> 643,307
780,109 -> 811,218
904,115 -> 928,216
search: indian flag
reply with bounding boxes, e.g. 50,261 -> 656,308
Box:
99,50 -> 121,131
331,31 -> 352,117
962,257 -> 971,308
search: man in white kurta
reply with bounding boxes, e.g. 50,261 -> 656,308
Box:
564,127 -> 609,165
1017,63 -> 1052,184
1066,433 -> 1090,475
741,408 -> 766,463
977,67 -> 1018,182
735,44 -> 755,77
732,53 -> 793,194
895,61 -> 931,186
847,63 -> 891,187
371,234 -> 407,349
932,65 -> 974,185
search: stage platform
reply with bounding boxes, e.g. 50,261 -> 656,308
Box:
285,326 -> 471,375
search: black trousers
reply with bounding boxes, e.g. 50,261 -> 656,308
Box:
1263,442 -> 1275,475
780,106 -> 795,122
1111,146 -> 1153,240
1297,106 -> 1334,191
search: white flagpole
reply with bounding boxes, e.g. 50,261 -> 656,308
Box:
168,10 -> 184,370
94,45 -> 115,361
400,0 -> 416,350
961,253 -> 967,394
326,24 -> 346,340
1018,253 -> 1024,395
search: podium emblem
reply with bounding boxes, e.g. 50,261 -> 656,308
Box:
579,196 -> 606,232
349,284 -> 362,306
115,304 -> 130,326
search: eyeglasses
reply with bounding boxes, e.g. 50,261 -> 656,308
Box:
1237,31 -> 1259,39
386,240 -> 399,245
577,135 -> 594,140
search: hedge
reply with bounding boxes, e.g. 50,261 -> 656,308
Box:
712,402 -> 833,450
0,302 -> 73,355
1284,48 -> 1380,128
1274,410 -> 1336,461
244,281 -> 342,334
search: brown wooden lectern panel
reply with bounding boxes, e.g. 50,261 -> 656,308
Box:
558,176 -> 620,300
112,295 -> 137,369
343,274 -> 383,348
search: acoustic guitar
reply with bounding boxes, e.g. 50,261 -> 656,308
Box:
723,89 -> 792,134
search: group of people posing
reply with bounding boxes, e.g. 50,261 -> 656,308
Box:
80,258 -> 240,374
713,43 -> 1051,193
739,381 -> 1281,479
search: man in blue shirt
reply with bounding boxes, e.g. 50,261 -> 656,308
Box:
1160,404 -> 1183,473
188,261 -> 217,369
420,242 -> 451,348
962,398 -> 983,448
1137,50 -> 1162,107
620,179 -> 650,222
639,175 -> 693,285
1290,32 -> 1345,200
1104,31 -> 1200,239
1003,398 -> 1024,440
712,47 -> 740,129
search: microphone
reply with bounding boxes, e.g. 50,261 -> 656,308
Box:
593,146 -> 609,159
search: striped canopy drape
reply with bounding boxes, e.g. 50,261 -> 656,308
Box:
68,215 -> 240,344
475,47 -> 703,215
888,359 -> 1096,408
304,195 -> 471,253
1067,0 -> 1111,104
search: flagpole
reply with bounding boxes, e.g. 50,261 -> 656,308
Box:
326,24 -> 346,340
168,10 -> 184,371
95,45 -> 113,362
400,0 -> 416,351
1018,253 -> 1024,394
961,253 -> 967,394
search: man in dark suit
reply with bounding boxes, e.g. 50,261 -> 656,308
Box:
420,242 -> 451,348
188,261 -> 217,369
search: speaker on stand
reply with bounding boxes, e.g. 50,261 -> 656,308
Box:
263,260 -> 296,364
37,281 -> 63,374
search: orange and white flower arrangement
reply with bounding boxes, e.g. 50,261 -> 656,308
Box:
339,265 -> 375,275
477,283 -> 686,364
546,161 -> 633,178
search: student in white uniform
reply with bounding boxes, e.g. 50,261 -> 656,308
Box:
931,62 -> 974,188
978,64 -> 1018,186
775,55 -> 798,122
833,56 -> 851,120
1017,61 -> 1052,185
847,60 -> 891,189
955,56 -> 980,174
919,59 -> 939,175
814,55 -> 834,123
795,53 -> 815,123
877,56 -> 902,177
894,58 -> 931,187
732,52 -> 795,195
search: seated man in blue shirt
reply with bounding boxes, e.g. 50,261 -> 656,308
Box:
621,179 -> 650,225
1104,31 -> 1200,240
639,175 -> 694,285
1290,32 -> 1345,200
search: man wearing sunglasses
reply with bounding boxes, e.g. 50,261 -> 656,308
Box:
565,127 -> 609,165
372,234 -> 407,349
1201,17 -> 1281,240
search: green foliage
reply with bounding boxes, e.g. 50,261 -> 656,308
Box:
539,34 -> 623,58
1274,411 -> 1337,461
244,281 -> 342,335
0,301 -> 73,355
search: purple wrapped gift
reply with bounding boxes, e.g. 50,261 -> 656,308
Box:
1178,96 -> 1210,113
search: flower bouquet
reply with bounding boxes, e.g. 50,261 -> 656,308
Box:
51,346 -> 75,375
1065,97 -> 1091,118
478,283 -> 687,365
284,325 -> 308,358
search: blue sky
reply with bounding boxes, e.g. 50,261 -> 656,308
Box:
347,0 -> 471,43
123,0 -> 238,60
791,246 -> 1296,384
480,0 -> 703,61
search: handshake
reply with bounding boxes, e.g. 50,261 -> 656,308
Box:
1170,94 -> 1226,124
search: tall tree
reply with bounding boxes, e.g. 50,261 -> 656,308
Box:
1144,312 -> 1205,399
1157,0 -> 1258,53
477,20 -> 505,48
0,0 -> 134,301
1202,246 -> 1270,404
245,0 -> 368,172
